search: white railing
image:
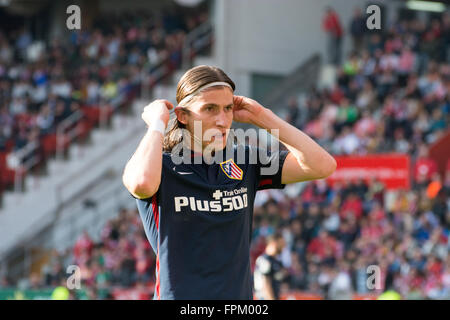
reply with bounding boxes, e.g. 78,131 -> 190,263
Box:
140,20 -> 214,99
182,20 -> 214,69
4,111 -> 84,193
56,110 -> 83,161
4,103 -> 119,194
6,141 -> 40,193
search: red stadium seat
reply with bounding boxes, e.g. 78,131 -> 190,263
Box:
1,168 -> 16,188
0,152 -> 16,188
81,105 -> 113,126
103,105 -> 114,121
41,134 -> 57,159
0,151 -> 8,167
81,105 -> 101,125
76,119 -> 94,140
41,134 -> 71,159
4,139 -> 14,152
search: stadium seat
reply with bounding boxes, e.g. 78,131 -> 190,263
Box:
81,105 -> 101,125
0,152 -> 16,189
41,134 -> 58,159
41,134 -> 71,160
4,139 -> 14,153
75,120 -> 94,141
81,105 -> 114,127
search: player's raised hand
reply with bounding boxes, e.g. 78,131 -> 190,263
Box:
142,99 -> 174,127
232,95 -> 265,125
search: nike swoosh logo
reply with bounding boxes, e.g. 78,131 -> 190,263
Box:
173,166 -> 193,175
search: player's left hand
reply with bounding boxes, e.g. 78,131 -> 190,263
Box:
232,95 -> 266,125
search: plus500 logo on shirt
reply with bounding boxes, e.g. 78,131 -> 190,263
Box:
174,188 -> 248,213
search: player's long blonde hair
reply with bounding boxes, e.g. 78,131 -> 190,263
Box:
163,65 -> 235,152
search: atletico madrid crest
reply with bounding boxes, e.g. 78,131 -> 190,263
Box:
220,159 -> 243,180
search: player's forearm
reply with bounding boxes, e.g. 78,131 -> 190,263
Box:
255,108 -> 337,178
123,128 -> 163,198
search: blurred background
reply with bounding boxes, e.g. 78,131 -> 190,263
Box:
0,0 -> 449,300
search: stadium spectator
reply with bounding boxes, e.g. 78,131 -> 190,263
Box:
414,145 -> 438,190
322,7 -> 343,65
327,261 -> 353,300
349,7 -> 366,53
285,97 -> 300,128
254,233 -> 288,300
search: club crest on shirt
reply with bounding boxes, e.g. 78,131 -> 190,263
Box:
220,158 -> 243,180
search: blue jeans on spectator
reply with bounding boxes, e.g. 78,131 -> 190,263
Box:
327,35 -> 342,66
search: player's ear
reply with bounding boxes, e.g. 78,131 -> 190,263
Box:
174,106 -> 189,125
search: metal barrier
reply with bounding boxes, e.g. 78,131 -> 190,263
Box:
56,110 -> 83,161
182,20 -> 214,69
140,20 -> 214,99
7,141 -> 40,193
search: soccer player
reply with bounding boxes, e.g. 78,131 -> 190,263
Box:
122,65 -> 337,299
254,233 -> 288,300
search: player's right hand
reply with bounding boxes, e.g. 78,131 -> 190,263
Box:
142,99 -> 174,127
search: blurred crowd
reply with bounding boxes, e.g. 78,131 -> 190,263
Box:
273,9 -> 450,299
0,8 -> 209,193
251,173 -> 450,299
302,9 -> 449,158
13,165 -> 449,300
1,7 -> 449,300
0,207 -> 154,300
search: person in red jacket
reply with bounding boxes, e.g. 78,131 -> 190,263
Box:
307,229 -> 339,262
340,192 -> 363,220
322,6 -> 344,65
414,145 -> 438,190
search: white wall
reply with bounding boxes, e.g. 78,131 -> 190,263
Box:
212,0 -> 400,97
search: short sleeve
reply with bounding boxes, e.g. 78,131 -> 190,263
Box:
255,255 -> 272,276
252,146 -> 290,191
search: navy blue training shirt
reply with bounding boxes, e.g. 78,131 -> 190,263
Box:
134,144 -> 289,300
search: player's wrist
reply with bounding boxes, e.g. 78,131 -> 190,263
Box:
148,118 -> 167,135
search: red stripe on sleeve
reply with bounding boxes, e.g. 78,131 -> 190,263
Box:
151,194 -> 160,300
258,178 -> 273,187
155,243 -> 160,300
151,195 -> 159,229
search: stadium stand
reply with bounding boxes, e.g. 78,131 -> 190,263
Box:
0,7 -> 210,201
0,5 -> 448,300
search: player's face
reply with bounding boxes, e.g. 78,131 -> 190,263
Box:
182,87 -> 234,151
